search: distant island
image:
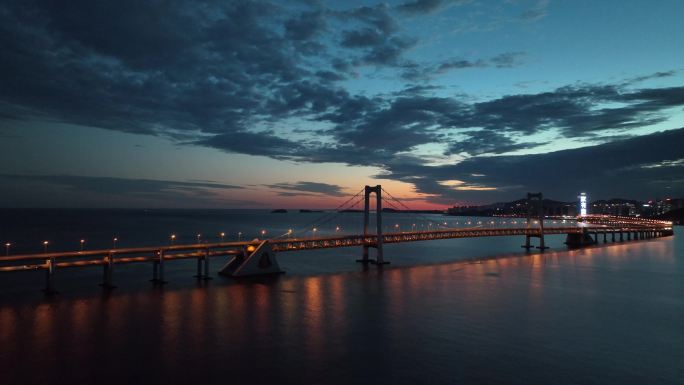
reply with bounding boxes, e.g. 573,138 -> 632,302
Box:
270,209 -> 287,213
300,209 -> 324,213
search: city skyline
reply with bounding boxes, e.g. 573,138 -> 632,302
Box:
1,0 -> 683,208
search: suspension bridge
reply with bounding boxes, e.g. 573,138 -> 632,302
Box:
0,185 -> 674,293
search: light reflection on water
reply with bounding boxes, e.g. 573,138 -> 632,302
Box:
0,233 -> 682,384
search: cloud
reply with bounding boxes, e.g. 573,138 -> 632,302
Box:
285,10 -> 327,41
520,0 -> 549,22
489,51 -> 526,68
402,52 -> 526,80
379,128 -> 684,203
397,0 -> 445,14
265,181 -> 347,197
627,70 -> 678,84
1,1 -> 683,206
0,174 -> 246,207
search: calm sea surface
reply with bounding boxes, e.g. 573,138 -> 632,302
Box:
0,209 -> 682,384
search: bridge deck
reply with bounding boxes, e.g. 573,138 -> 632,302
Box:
0,223 -> 672,270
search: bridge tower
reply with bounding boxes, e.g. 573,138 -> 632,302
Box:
357,185 -> 388,265
522,192 -> 548,250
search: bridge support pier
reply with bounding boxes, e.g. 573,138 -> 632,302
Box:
99,253 -> 116,289
42,256 -> 58,295
194,250 -> 212,281
151,250 -> 167,285
521,192 -> 548,251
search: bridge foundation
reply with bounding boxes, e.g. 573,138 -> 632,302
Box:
565,229 -> 596,248
219,241 -> 284,277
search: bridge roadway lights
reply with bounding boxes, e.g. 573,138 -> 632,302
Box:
218,241 -> 284,277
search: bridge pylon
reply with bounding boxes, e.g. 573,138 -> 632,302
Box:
356,185 -> 388,265
521,192 -> 549,251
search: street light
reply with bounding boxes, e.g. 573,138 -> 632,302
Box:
220,232 -> 225,242
312,227 -> 317,237
287,229 -> 293,238
260,229 -> 266,238
80,239 -> 85,251
112,237 -> 118,249
5,242 -> 10,256
238,231 -> 242,241
196,234 -> 202,244
170,234 -> 176,245
43,241 -> 49,253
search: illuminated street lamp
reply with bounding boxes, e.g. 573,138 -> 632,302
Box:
43,241 -> 49,253
238,231 -> 242,241
196,234 -> 202,244
220,232 -> 225,242
5,242 -> 10,256
112,237 -> 118,249
80,239 -> 85,251
287,229 -> 293,238
312,227 -> 317,238
170,234 -> 176,245
260,229 -> 267,238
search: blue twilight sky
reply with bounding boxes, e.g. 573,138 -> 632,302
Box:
0,0 -> 683,208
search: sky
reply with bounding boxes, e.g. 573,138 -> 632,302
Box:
1,0 -> 683,209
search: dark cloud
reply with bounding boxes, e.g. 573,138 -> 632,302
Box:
0,174 -> 246,207
490,51 -> 526,68
285,10 -> 326,41
379,128 -> 684,203
266,181 -> 346,197
448,130 -> 541,156
627,70 -> 677,84
397,0 -> 445,14
403,52 -> 525,80
520,0 -> 549,22
1,1 -> 683,206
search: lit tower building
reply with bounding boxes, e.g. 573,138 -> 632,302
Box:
579,192 -> 588,216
